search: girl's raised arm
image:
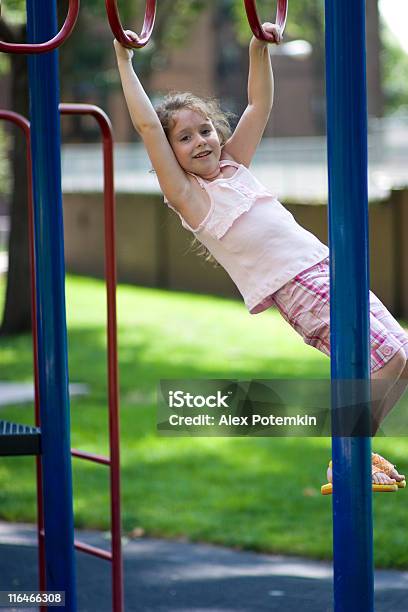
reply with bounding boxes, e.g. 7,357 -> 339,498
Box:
222,23 -> 281,167
114,34 -> 191,208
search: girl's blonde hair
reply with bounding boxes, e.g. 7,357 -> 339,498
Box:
155,92 -> 235,267
155,91 -> 234,146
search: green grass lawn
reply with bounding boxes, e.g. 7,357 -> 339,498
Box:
1,275 -> 408,568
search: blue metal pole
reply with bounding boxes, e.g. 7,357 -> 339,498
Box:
26,0 -> 77,608
324,1 -> 374,611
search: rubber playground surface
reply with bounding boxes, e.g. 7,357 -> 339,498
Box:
1,521 -> 407,611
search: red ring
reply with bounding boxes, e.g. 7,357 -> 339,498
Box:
0,0 -> 79,54
105,0 -> 156,49
243,0 -> 288,41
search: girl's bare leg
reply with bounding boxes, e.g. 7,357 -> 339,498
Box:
369,349 -> 407,483
371,348 -> 407,435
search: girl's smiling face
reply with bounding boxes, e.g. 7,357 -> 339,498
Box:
169,108 -> 222,179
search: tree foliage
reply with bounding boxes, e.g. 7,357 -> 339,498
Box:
380,22 -> 408,114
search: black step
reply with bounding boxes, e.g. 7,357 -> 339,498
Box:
0,420 -> 41,456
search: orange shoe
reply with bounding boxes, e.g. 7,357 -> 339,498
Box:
321,460 -> 399,495
372,453 -> 406,489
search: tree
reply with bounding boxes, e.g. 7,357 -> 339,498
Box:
0,9 -> 31,335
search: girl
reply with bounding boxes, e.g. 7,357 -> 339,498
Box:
114,24 -> 408,488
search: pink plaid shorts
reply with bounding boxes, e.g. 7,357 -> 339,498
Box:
271,257 -> 408,373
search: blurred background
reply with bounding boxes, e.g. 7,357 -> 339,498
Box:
0,0 -> 407,332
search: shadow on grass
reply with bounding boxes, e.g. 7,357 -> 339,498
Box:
2,325 -> 408,567
0,323 -> 329,399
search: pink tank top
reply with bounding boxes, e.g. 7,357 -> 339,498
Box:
165,160 -> 329,314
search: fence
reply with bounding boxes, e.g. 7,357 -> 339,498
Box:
62,187 -> 408,318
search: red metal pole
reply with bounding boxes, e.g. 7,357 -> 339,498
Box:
1,95 -> 123,612
0,110 -> 46,604
243,0 -> 288,40
60,103 -> 123,612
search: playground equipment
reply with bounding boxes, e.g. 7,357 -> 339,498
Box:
0,104 -> 123,611
324,1 -> 374,610
0,0 -> 79,54
246,1 -> 380,608
243,0 -> 288,40
105,0 -> 156,48
0,0 -> 132,608
0,0 -> 377,610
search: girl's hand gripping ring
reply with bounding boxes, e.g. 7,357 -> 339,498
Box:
244,0 -> 288,41
105,0 -> 156,49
